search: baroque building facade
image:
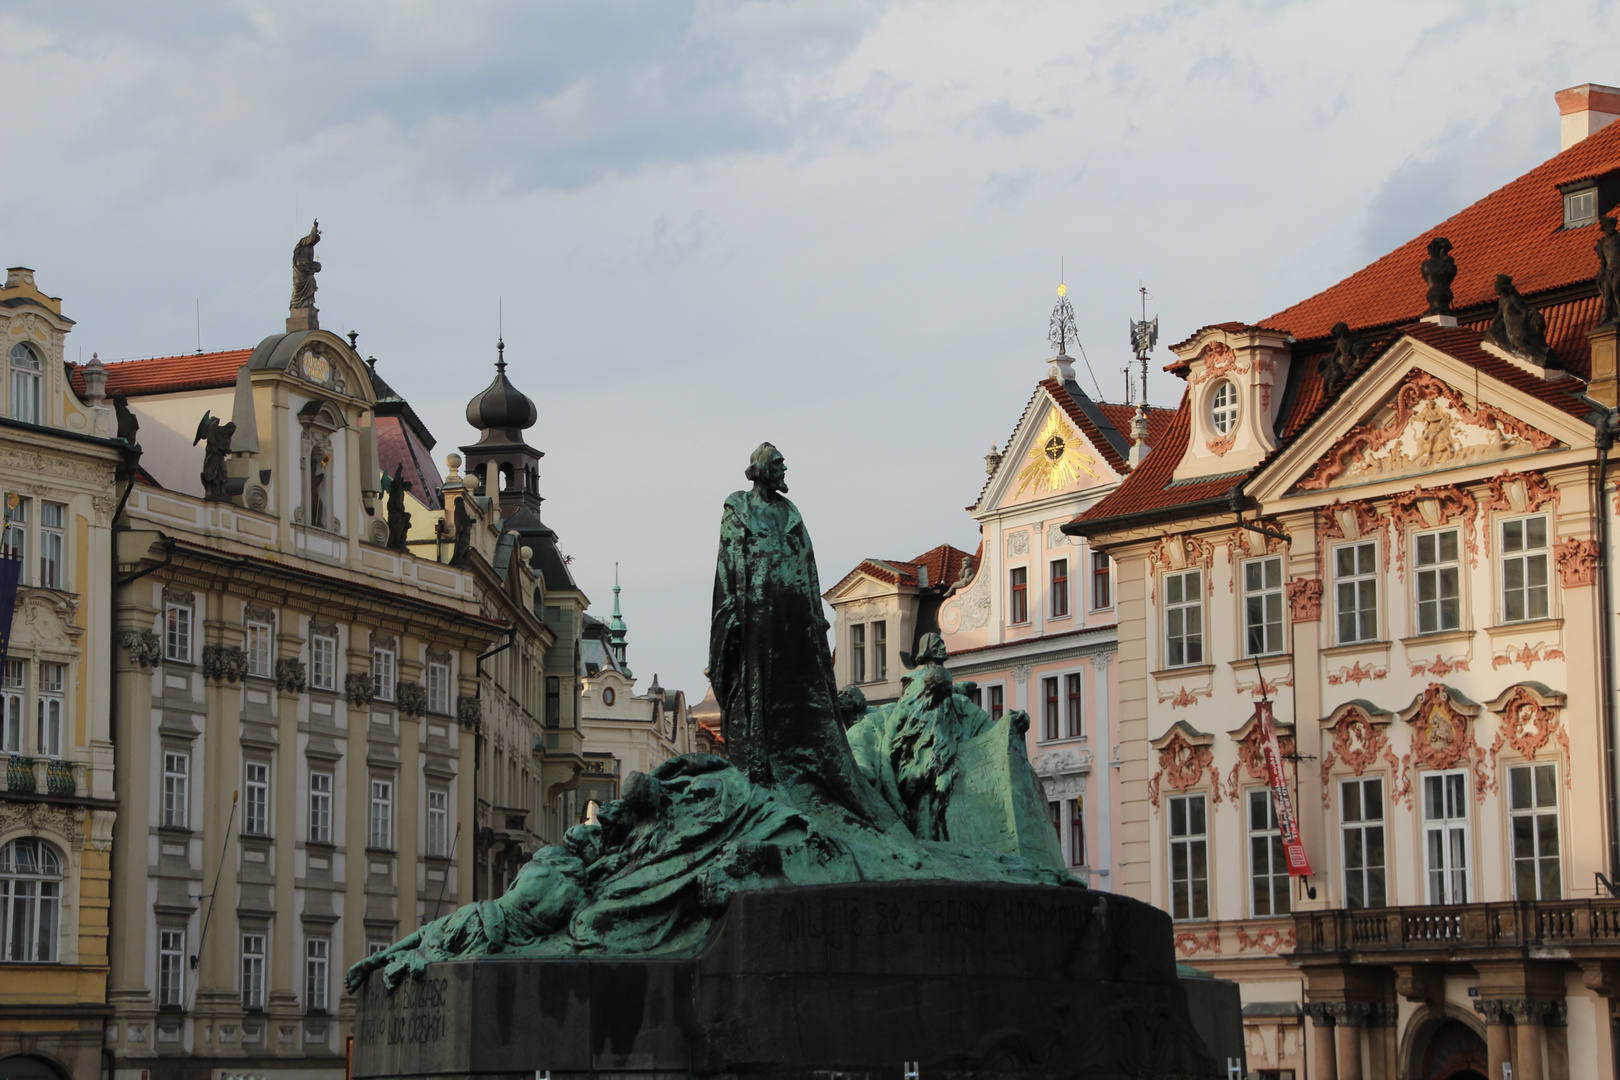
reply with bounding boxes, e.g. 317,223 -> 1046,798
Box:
1068,84 -> 1620,1080
827,342 -> 1172,888
0,268 -> 126,1080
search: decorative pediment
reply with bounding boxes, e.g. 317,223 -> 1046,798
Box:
1485,683 -> 1570,784
1148,722 -> 1216,810
1013,407 -> 1098,498
1224,711 -> 1295,802
1318,702 -> 1395,802
1295,370 -> 1561,492
1397,683 -> 1485,785
980,385 -> 1123,513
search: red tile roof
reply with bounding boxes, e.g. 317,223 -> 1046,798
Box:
1040,377 -> 1131,474
68,349 -> 252,398
377,414 -> 445,511
1264,118 -> 1620,344
849,543 -> 976,590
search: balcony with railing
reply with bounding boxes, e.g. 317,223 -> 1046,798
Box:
0,754 -> 81,797
1294,897 -> 1620,960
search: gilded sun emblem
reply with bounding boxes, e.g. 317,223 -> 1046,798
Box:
1015,410 -> 1096,496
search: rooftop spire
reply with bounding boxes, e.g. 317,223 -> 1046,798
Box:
608,563 -> 629,669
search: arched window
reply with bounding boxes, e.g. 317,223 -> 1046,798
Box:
9,344 -> 41,425
0,838 -> 62,962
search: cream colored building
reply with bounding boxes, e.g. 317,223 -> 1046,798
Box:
1069,86 -> 1620,1080
0,268 -> 125,1080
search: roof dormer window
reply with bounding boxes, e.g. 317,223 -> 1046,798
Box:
1210,381 -> 1239,435
1564,184 -> 1598,229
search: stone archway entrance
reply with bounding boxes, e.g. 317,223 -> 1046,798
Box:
1421,1018 -> 1488,1080
0,1055 -> 67,1080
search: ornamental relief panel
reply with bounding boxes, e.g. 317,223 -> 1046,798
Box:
1389,484 -> 1479,572
1488,686 -> 1570,786
1296,369 -> 1559,492
1147,728 -> 1217,811
1398,683 -> 1490,805
938,570 -> 990,634
1554,538 -> 1599,587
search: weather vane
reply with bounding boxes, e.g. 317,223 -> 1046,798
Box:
1049,274 -> 1080,356
1129,281 -> 1158,406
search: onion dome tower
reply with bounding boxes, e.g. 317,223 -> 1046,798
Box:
607,563 -> 629,669
460,340 -> 577,590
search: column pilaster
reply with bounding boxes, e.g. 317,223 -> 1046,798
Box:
1304,1003 -> 1337,1080
1475,999 -> 1514,1080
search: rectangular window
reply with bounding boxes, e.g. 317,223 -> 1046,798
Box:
1509,762 -> 1561,900
1067,797 -> 1086,867
987,685 -> 1004,721
850,624 -> 866,683
241,933 -> 266,1010
1248,789 -> 1291,917
39,502 -> 62,589
1501,516 -> 1550,624
1048,800 -> 1061,838
1341,777 -> 1387,909
372,648 -> 396,701
36,662 -> 61,758
245,621 -> 273,679
1041,676 -> 1059,741
1423,770 -> 1470,904
1065,672 -> 1083,739
872,621 -> 887,681
1009,567 -> 1029,624
1168,794 -> 1209,921
158,929 -> 185,1007
1,496 -> 25,564
367,941 -> 388,958
2,661 -> 22,754
1050,558 -> 1069,618
1415,529 -> 1461,634
165,604 -> 192,664
310,635 -> 336,692
1565,186 -> 1598,229
546,676 -> 561,729
162,751 -> 189,828
1091,550 -> 1112,610
1164,570 -> 1203,667
1243,557 -> 1285,657
243,762 -> 269,836
305,937 -> 330,1013
428,661 -> 451,714
369,778 -> 393,850
427,789 -> 449,857
308,772 -> 332,844
1334,541 -> 1378,644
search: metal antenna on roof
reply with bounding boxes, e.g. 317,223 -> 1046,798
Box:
195,300 -> 202,355
497,297 -> 506,373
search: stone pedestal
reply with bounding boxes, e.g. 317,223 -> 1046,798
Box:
352,882 -> 1226,1079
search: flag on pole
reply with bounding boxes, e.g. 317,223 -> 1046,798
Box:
1257,700 -> 1312,876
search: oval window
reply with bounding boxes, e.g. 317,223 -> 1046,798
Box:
1210,381 -> 1239,435
603,687 -> 616,706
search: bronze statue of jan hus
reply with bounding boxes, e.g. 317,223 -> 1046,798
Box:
1597,215 -> 1620,327
291,220 -> 321,310
1486,273 -> 1553,364
1319,322 -> 1368,395
1421,236 -> 1457,316
385,465 -> 412,551
194,412 -> 236,502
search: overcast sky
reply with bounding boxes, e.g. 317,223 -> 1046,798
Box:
1,1 -> 1610,695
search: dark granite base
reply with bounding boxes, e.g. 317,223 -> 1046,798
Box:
352,882 -> 1228,1080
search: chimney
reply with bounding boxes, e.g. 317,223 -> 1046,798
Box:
1556,83 -> 1620,151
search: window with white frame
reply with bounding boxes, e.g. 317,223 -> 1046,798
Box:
1334,541 -> 1378,644
1091,550 -> 1112,610
1210,380 -> 1239,435
245,620 -> 273,679
162,751 -> 189,828
367,940 -> 389,958
1050,558 -> 1069,619
1248,789 -> 1291,917
0,838 -> 62,962
1067,797 -> 1086,867
872,621 -> 887,681
165,604 -> 192,664
1501,516 -> 1550,623
158,928 -> 185,1006
3,496 -> 27,563
39,502 -> 62,589
36,662 -> 62,758
308,771 -> 332,844
1163,570 -> 1203,667
1509,762 -> 1561,900
1415,529 -> 1461,634
9,343 -> 41,425
3,661 -> 23,754
1423,770 -> 1470,904
1009,567 -> 1029,624
428,661 -> 451,715
1565,185 -> 1598,229
243,762 -> 270,836
305,937 -> 330,1013
1243,557 -> 1285,657
850,624 -> 866,683
369,778 -> 393,850
1168,793 -> 1209,921
311,634 -> 336,692
372,646 -> 396,701
1041,676 -> 1060,741
427,789 -> 448,857
1341,776 -> 1387,909
241,933 -> 266,1009
1065,672 -> 1083,738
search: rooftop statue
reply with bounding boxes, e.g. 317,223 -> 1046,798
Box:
1487,273 -> 1553,364
1421,236 -> 1457,316
346,444 -> 1073,993
193,411 -> 236,501
384,465 -> 412,551
1597,216 -> 1620,327
291,220 -> 321,310
1320,322 -> 1368,395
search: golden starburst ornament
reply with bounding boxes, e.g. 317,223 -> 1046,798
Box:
1015,410 -> 1096,496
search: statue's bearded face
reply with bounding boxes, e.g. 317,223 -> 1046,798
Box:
762,452 -> 787,492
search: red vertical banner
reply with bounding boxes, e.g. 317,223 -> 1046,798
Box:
1257,701 -> 1312,876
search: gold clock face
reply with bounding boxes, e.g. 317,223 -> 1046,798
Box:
1015,410 -> 1096,496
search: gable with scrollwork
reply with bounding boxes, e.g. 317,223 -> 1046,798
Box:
1148,724 -> 1217,811
1487,684 -> 1570,787
1295,370 -> 1560,492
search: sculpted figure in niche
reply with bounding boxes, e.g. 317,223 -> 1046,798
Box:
193,412 -> 236,501
291,220 -> 321,310
385,465 -> 412,551
1487,274 -> 1553,364
309,445 -> 328,527
1597,216 -> 1620,327
1421,236 -> 1457,316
